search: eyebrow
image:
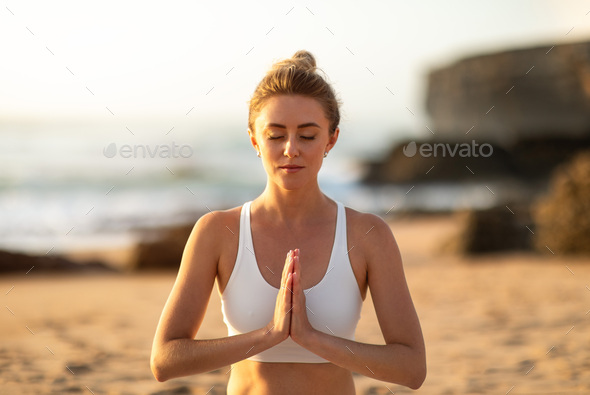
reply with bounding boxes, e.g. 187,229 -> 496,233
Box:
265,122 -> 321,130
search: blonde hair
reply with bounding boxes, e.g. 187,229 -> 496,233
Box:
248,50 -> 340,134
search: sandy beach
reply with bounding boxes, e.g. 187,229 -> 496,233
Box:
2,213 -> 589,394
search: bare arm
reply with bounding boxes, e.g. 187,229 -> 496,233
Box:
290,215 -> 426,389
150,212 -> 294,382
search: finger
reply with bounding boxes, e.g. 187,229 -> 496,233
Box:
281,250 -> 293,289
292,254 -> 301,295
286,254 -> 295,288
292,267 -> 299,293
284,272 -> 293,319
283,272 -> 291,300
281,257 -> 295,296
293,250 -> 301,275
282,249 -> 292,273
284,268 -> 295,296
293,256 -> 306,306
286,272 -> 293,299
285,250 -> 294,273
291,270 -> 303,312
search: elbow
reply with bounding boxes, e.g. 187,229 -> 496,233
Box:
150,350 -> 170,382
382,361 -> 426,390
407,360 -> 427,390
387,349 -> 426,390
407,375 -> 425,390
151,365 -> 167,383
405,341 -> 427,390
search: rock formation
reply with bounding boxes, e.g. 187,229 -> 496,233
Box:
363,139 -> 515,183
442,203 -> 533,255
365,39 -> 590,184
0,250 -> 115,273
130,223 -> 196,271
533,150 -> 590,254
425,40 -> 590,144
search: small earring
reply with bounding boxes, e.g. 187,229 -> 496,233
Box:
323,151 -> 328,158
257,151 -> 261,157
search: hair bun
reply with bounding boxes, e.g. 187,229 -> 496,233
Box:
291,50 -> 316,72
271,50 -> 317,73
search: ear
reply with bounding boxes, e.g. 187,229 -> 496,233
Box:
325,127 -> 340,154
248,128 -> 259,154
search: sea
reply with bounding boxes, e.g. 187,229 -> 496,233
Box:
0,118 -> 515,255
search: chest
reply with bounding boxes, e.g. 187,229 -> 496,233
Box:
250,220 -> 336,290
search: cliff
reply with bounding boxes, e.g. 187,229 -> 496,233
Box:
365,39 -> 590,184
425,40 -> 590,144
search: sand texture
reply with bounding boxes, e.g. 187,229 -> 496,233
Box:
2,214 -> 589,394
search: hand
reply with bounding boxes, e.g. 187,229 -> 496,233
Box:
289,249 -> 315,345
264,249 -> 295,345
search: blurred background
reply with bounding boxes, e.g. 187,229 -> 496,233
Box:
2,0 -> 590,255
2,1 -> 590,394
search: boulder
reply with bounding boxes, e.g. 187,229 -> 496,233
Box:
364,136 -> 590,183
510,136 -> 590,179
130,223 -> 196,271
363,139 -> 515,183
533,150 -> 590,254
0,250 -> 115,273
443,203 -> 533,255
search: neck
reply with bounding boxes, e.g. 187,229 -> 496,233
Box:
256,180 -> 332,225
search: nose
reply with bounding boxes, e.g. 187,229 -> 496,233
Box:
284,136 -> 299,158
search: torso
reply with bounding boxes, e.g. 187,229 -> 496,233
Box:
227,360 -> 356,395
214,199 -> 369,394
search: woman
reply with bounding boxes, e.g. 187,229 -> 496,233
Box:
150,50 -> 426,394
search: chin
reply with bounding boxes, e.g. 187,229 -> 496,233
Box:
271,176 -> 310,191
268,168 -> 321,191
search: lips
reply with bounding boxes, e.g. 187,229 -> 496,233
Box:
279,164 -> 304,173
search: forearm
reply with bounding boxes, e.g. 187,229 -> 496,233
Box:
151,327 -> 276,382
301,330 -> 426,389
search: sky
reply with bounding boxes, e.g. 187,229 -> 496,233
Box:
1,0 -> 590,139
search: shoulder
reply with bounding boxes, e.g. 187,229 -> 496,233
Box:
343,206 -> 400,266
175,204 -> 243,280
344,206 -> 395,243
184,205 -> 243,251
192,205 -> 242,232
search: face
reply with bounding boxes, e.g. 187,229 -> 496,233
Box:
249,95 -> 339,191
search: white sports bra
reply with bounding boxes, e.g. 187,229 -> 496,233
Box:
220,201 -> 363,363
